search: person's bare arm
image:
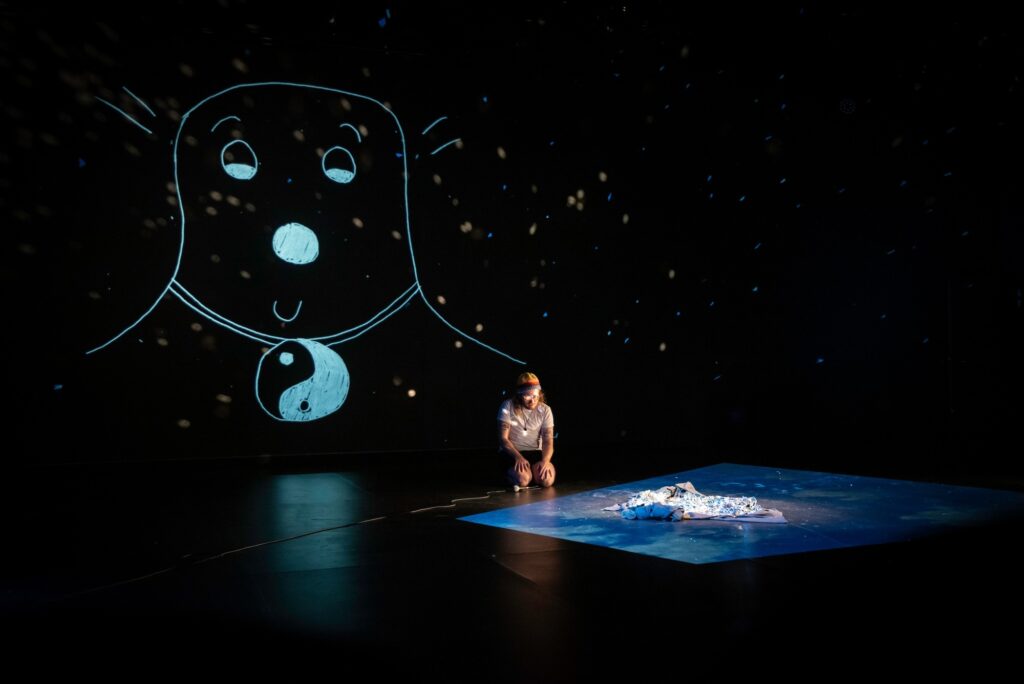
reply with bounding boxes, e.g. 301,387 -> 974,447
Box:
499,422 -> 531,477
536,426 -> 555,480
540,426 -> 554,463
498,422 -> 517,457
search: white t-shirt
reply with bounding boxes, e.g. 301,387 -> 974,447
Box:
497,399 -> 554,451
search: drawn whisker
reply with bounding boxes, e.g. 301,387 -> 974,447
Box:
421,116 -> 447,135
430,138 -> 460,156
95,96 -> 154,135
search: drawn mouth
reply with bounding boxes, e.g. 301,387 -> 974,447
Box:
272,299 -> 303,323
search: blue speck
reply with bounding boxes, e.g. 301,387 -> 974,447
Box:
837,187 -> 846,194
922,337 -> 930,344
899,180 -> 908,187
707,175 -> 713,182
754,242 -> 762,250
483,96 -> 488,103
886,249 -> 896,256
286,178 -> 293,184
961,230 -> 969,237
709,192 -> 715,199
780,103 -> 787,111
280,352 -> 295,366
779,177 -> 786,184
713,374 -> 722,381
880,313 -> 887,320
549,140 -> 556,146
752,286 -> 759,293
395,152 -> 403,158
634,298 -> 640,304
54,384 -> 63,391
542,311 -> 549,318
739,195 -> 746,202
943,171 -> 953,177
607,330 -> 612,336
795,203 -> 802,209
594,245 -> 600,251
675,311 -> 682,317
778,73 -> 785,80
709,300 -> 716,308
378,17 -> 387,27
607,192 -> 613,201
922,139 -> 929,146
816,357 -> 825,365
659,64 -> 666,72
624,337 -> 630,344
764,135 -> 773,142
487,232 -> 493,239
501,184 -> 508,191
78,158 -> 86,169
386,8 -> 391,18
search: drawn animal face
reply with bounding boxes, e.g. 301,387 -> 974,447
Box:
171,84 -> 416,339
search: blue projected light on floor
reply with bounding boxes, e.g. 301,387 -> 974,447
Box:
460,464 -> 1024,564
91,83 -> 524,422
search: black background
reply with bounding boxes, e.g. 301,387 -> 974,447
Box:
3,3 -> 1022,475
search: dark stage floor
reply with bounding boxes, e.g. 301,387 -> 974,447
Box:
4,449 -> 1022,677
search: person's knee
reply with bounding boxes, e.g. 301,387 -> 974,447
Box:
533,464 -> 556,487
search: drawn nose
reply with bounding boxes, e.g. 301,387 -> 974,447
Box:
272,222 -> 319,264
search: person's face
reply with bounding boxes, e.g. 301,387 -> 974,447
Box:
520,388 -> 540,409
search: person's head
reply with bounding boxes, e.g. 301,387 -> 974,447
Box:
514,372 -> 545,410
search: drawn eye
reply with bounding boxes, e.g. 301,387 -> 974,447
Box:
221,139 -> 258,180
322,146 -> 356,184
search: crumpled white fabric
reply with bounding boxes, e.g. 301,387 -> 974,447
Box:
603,481 -> 786,523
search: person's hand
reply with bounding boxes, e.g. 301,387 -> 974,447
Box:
537,462 -> 553,482
514,456 -> 531,475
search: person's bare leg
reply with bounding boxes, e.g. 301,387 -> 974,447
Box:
531,461 -> 556,488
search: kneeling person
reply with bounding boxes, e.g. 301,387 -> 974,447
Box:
498,372 -> 555,488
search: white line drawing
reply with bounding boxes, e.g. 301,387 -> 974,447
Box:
92,82 -> 524,422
